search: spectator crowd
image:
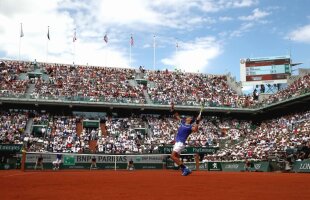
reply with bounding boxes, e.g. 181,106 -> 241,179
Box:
0,59 -> 309,165
1,59 -> 309,109
0,60 -> 31,98
1,109 -> 308,164
31,64 -> 145,104
147,70 -> 257,108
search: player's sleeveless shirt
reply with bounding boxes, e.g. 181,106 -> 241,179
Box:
175,119 -> 192,144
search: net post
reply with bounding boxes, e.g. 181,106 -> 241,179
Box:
195,154 -> 200,171
21,149 -> 26,172
114,155 -> 117,171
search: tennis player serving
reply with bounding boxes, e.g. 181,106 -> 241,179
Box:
170,102 -> 202,176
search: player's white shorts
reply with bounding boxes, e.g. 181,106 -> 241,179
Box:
53,159 -> 61,165
173,142 -> 185,154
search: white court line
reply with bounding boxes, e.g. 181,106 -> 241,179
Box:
1,172 -> 37,178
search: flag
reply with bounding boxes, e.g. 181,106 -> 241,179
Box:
104,34 -> 108,43
47,26 -> 50,40
130,35 -> 134,46
20,23 -> 24,37
73,29 -> 77,42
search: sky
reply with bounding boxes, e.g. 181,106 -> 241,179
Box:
0,0 -> 310,82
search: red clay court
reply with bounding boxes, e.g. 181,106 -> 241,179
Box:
0,170 -> 309,200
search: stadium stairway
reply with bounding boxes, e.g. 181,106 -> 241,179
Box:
128,79 -> 137,87
135,71 -> 144,79
25,117 -> 33,134
100,123 -> 107,136
18,73 -> 28,80
42,74 -> 50,82
89,140 -> 97,153
25,83 -> 35,99
147,81 -> 156,88
76,121 -> 83,137
143,90 -> 152,104
226,74 -> 242,95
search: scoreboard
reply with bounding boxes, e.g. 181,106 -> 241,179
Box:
246,65 -> 289,76
240,56 -> 291,86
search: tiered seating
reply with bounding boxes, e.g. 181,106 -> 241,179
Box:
0,59 -> 309,109
0,110 -> 309,162
31,64 -> 145,103
147,70 -> 256,107
212,111 -> 310,161
26,114 -> 82,153
0,111 -> 28,144
0,60 -> 30,98
259,74 -> 310,106
96,117 -> 148,154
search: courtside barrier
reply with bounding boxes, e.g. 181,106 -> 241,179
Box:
0,144 -> 23,170
208,162 -> 222,171
221,161 -> 270,172
292,160 -> 310,173
0,144 -> 23,152
19,151 -> 309,173
185,161 -> 270,172
159,146 -> 219,154
23,152 -> 197,171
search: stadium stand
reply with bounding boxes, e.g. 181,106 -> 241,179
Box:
0,59 -> 309,171
1,59 -> 309,108
0,111 -> 28,144
146,70 -> 256,107
259,74 -> 310,106
0,60 -> 30,98
1,110 -> 308,163
31,63 -> 145,103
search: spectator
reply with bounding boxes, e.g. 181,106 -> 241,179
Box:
127,159 -> 135,170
